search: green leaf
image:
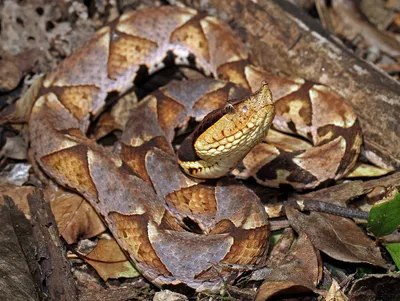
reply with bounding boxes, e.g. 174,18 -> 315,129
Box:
368,192 -> 400,237
269,229 -> 284,248
386,243 -> 400,270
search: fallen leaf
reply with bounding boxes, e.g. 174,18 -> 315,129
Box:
84,237 -> 139,281
266,227 -> 295,268
49,188 -> 106,244
0,196 -> 40,301
153,290 -> 188,301
0,75 -> 43,123
0,163 -> 31,186
0,185 -> 35,218
254,233 -> 320,301
2,135 -> 27,160
359,0 -> 395,30
386,0 -> 400,9
349,274 -> 400,301
27,190 -> 78,300
368,191 -> 400,237
315,0 -> 400,57
345,162 -> 393,178
0,55 -> 23,92
326,279 -> 348,301
286,207 -> 386,267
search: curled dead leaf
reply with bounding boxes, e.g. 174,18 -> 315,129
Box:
255,233 -> 321,301
0,163 -> 31,186
286,207 -> 386,267
0,75 -> 43,124
2,135 -> 28,160
48,187 -> 105,244
0,194 -> 40,301
0,48 -> 41,93
0,185 -> 36,218
326,279 -> 348,301
349,274 -> 400,301
266,227 -> 295,268
84,237 -> 139,281
315,0 -> 400,57
345,162 -> 393,179
0,57 -> 23,92
153,290 -> 188,301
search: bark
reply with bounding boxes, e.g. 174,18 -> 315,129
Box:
0,190 -> 77,301
28,190 -> 78,301
173,0 -> 400,170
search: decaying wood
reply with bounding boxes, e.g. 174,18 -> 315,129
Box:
0,196 -> 40,301
28,190 -> 78,301
173,0 -> 400,170
0,190 -> 77,301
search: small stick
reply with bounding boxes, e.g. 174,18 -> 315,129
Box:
265,199 -> 369,220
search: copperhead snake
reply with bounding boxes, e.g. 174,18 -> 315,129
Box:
27,6 -> 362,291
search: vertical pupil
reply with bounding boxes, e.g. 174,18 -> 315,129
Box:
226,103 -> 235,113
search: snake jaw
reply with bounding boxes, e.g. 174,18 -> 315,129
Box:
179,81 -> 275,179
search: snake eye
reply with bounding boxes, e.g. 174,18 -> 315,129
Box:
225,103 -> 236,114
242,106 -> 248,113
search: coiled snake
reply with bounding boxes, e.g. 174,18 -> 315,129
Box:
28,6 -> 362,291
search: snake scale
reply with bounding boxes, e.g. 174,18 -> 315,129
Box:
27,6 -> 362,291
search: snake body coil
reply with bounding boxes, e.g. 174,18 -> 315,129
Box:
28,6 -> 361,290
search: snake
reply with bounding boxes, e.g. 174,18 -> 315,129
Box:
26,6 -> 362,291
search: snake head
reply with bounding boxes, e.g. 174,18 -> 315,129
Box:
178,81 -> 275,179
224,81 -> 274,127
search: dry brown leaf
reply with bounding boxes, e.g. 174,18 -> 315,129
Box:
0,55 -> 23,93
315,0 -> 400,57
287,0 -> 315,9
292,172 -> 400,210
0,185 -> 36,218
153,290 -> 188,301
0,194 -> 40,301
49,188 -> 105,244
84,237 -> 139,281
360,0 -> 395,30
2,135 -> 28,160
254,233 -> 320,301
0,0 -> 95,69
349,274 -> 400,301
266,227 -> 295,268
286,207 -> 386,267
386,0 -> 400,9
345,162 -> 393,178
0,47 -> 42,93
0,163 -> 31,186
326,279 -> 348,301
0,75 -> 43,123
